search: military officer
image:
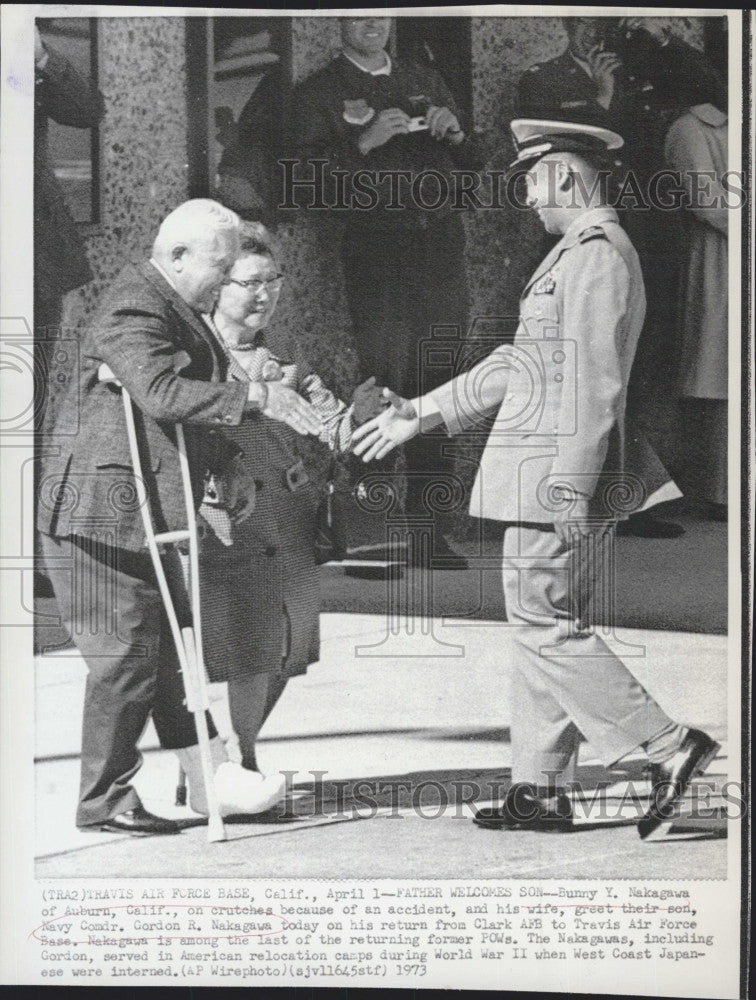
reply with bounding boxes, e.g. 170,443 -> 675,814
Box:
352,120 -> 720,840
516,16 -> 724,539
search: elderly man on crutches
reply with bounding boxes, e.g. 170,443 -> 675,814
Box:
38,200 -> 322,837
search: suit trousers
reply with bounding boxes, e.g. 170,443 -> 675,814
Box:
41,533 -> 217,826
501,525 -> 672,786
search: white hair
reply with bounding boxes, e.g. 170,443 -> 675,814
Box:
153,199 -> 240,255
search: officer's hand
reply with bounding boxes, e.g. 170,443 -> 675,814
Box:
425,105 -> 463,142
553,497 -> 605,548
351,389 -> 420,462
223,456 -> 256,525
358,108 -> 411,154
587,45 -> 623,108
263,382 -> 323,436
622,17 -> 672,45
351,376 -> 389,426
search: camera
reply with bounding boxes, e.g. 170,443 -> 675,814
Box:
602,19 -> 659,82
407,116 -> 428,133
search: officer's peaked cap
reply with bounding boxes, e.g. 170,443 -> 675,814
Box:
509,119 -> 624,170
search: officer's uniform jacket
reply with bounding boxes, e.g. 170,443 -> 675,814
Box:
430,207 -> 649,524
38,262 -> 250,551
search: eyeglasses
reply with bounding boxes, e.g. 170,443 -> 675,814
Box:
227,274 -> 285,293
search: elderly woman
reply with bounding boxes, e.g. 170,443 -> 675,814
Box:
177,222 -> 383,816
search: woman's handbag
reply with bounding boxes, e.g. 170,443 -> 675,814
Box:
314,460 -> 348,565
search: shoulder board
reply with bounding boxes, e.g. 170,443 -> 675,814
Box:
579,226 -> 608,243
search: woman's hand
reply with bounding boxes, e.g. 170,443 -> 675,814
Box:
351,376 -> 389,425
223,456 -> 257,525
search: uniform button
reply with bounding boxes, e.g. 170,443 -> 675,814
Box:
254,479 -> 264,492
554,373 -> 563,383
264,544 -> 277,557
552,350 -> 565,363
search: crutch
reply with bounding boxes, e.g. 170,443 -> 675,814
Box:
100,365 -> 226,842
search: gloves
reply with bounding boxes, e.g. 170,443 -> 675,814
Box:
351,376 -> 389,426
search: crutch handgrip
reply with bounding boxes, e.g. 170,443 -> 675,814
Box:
154,529 -> 192,546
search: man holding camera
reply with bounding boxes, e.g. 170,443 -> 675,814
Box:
517,17 -> 717,150
290,16 -> 483,566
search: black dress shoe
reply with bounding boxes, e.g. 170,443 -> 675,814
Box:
617,512 -> 685,538
617,512 -> 686,538
638,729 -> 720,841
87,805 -> 181,836
473,783 -> 572,831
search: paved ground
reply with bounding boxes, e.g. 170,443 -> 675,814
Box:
35,611 -> 730,880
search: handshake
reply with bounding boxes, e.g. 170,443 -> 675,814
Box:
350,378 -> 422,461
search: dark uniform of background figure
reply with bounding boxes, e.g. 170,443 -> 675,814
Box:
516,16 -> 725,537
290,18 -> 483,562
34,25 -> 104,409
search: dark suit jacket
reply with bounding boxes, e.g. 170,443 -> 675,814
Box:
38,262 -> 251,551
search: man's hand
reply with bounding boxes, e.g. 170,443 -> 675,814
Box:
358,108 -> 411,154
553,496 -> 589,547
262,382 -> 323,436
586,45 -> 623,109
622,16 -> 672,46
425,105 -> 464,143
553,496 -> 608,548
351,389 -> 420,461
351,375 -> 389,426
223,456 -> 256,525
